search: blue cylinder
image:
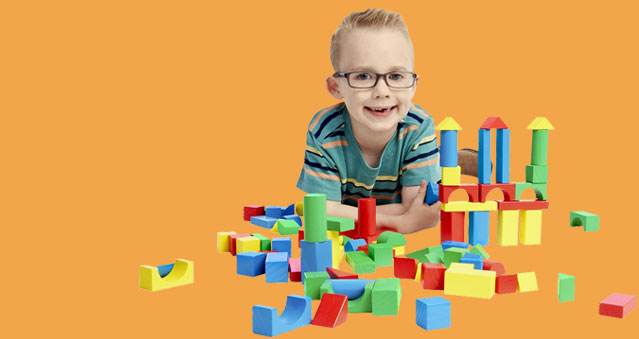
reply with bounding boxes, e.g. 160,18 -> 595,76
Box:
440,130 -> 458,167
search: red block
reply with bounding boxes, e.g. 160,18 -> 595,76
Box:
243,205 -> 264,221
289,257 -> 301,282
441,211 -> 465,243
357,244 -> 369,255
311,293 -> 348,328
479,117 -> 508,130
228,233 -> 250,256
497,200 -> 549,210
478,184 -> 516,202
393,257 -> 417,279
599,293 -> 637,318
421,263 -> 446,290
439,184 -> 479,203
483,260 -> 506,276
358,198 -> 376,237
496,275 -> 518,294
326,267 -> 358,279
297,229 -> 304,247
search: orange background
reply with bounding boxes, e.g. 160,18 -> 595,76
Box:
2,0 -> 638,337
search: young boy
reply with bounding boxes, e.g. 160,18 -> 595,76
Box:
296,9 -> 477,234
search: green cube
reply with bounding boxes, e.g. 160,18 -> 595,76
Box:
371,278 -> 402,316
345,251 -> 375,274
558,273 -> 575,303
443,247 -> 468,268
526,165 -> 548,183
303,271 -> 330,300
369,243 -> 393,267
250,233 -> 271,251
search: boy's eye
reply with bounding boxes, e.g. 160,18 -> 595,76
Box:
388,73 -> 404,81
354,72 -> 372,80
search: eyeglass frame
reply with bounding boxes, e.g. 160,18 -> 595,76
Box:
332,71 -> 419,89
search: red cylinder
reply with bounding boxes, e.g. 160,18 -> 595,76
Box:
358,198 -> 376,236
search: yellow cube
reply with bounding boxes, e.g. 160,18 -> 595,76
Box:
236,236 -> 260,254
517,272 -> 538,292
217,231 -> 236,253
441,166 -> 461,186
497,210 -> 519,246
520,210 -> 542,245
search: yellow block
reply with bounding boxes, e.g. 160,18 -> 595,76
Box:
441,166 -> 461,186
497,210 -> 519,246
139,259 -> 194,292
436,117 -> 463,130
444,264 -> 496,299
449,262 -> 475,270
327,230 -> 341,268
339,236 -> 344,246
217,231 -> 236,253
236,236 -> 260,254
295,202 -> 304,216
526,117 -> 555,130
441,201 -> 497,212
414,262 -> 423,282
393,245 -> 405,256
520,210 -> 542,245
517,272 -> 538,292
271,221 -> 279,233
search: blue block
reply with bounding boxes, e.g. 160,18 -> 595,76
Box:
300,240 -> 332,284
460,252 -> 483,270
157,263 -> 174,278
478,129 -> 491,184
416,297 -> 451,331
469,211 -> 489,246
251,215 -> 278,229
424,181 -> 440,206
272,237 -> 292,258
283,203 -> 295,216
237,251 -> 266,277
440,130 -> 458,167
344,238 -> 367,252
496,129 -> 510,183
441,240 -> 470,251
265,252 -> 289,283
324,279 -> 375,299
265,206 -> 283,219
283,214 -> 302,226
252,295 -> 312,336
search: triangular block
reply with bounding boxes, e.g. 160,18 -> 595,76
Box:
435,117 -> 462,131
311,293 -> 348,328
526,117 -> 555,130
479,117 -> 508,129
326,267 -> 358,279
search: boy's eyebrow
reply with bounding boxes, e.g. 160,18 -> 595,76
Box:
350,65 -> 411,72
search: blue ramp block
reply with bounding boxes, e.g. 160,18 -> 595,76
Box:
300,239 -> 332,283
496,129 -> 510,183
416,297 -> 451,331
440,130 -> 458,167
252,295 -> 312,337
478,129 -> 491,184
469,211 -> 489,246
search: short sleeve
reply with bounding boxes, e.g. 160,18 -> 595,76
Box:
400,118 -> 442,186
296,130 -> 343,201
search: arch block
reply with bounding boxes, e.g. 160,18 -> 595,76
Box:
439,184 -> 479,203
139,259 -> 194,292
514,182 -> 547,201
478,183 -> 516,203
252,295 -> 312,337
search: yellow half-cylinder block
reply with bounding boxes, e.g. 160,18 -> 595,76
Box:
236,236 -> 260,254
520,210 -> 542,245
517,272 -> 538,292
393,245 -> 405,256
217,232 -> 236,252
444,263 -> 496,299
295,202 -> 304,216
441,166 -> 461,186
139,259 -> 194,292
441,201 -> 497,212
497,210 -> 519,246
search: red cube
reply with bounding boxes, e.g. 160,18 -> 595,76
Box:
421,263 -> 446,290
496,274 -> 518,294
393,257 -> 417,279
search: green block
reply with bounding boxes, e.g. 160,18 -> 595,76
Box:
570,211 -> 599,232
369,243 -> 393,267
303,194 -> 327,242
405,246 -> 443,264
526,165 -> 548,184
427,246 -> 444,262
345,251 -> 376,274
250,233 -> 271,251
371,278 -> 402,316
341,235 -> 353,245
405,248 -> 431,262
326,216 -> 355,232
515,182 -> 547,201
558,273 -> 575,303
276,219 -> 301,235
443,247 -> 468,268
303,271 -> 330,300
349,282 -> 374,313
531,130 -> 549,166
376,231 -> 406,247
425,252 -> 443,264
470,244 -> 490,259
319,280 -> 334,299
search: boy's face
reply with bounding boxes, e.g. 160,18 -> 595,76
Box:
327,28 -> 418,136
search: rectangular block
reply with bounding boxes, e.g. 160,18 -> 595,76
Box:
272,237 -> 292,258
345,251 -> 375,274
277,219 -> 301,235
289,257 -> 301,282
442,166 -> 461,186
441,201 -> 497,212
265,252 -> 289,283
497,200 -> 549,210
444,265 -> 496,299
217,231 -> 236,253
265,206 -> 283,219
441,241 -> 470,251
251,233 -> 271,251
520,210 -> 542,245
237,236 -> 261,254
243,205 -> 264,221
496,128 -> 510,183
526,164 -> 548,183
416,297 -> 451,330
301,239 -> 332,283
478,128 -> 491,184
469,211 -> 489,246
304,271 -> 330,300
229,233 -> 250,256
326,216 -> 355,232
599,293 -> 637,318
497,210 -> 518,246
517,272 -> 538,292
372,278 -> 402,316
237,251 -> 266,277
440,211 -> 465,243
369,243 -> 393,267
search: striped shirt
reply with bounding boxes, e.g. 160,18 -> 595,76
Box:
296,102 -> 441,207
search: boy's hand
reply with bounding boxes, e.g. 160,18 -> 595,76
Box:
396,180 -> 441,234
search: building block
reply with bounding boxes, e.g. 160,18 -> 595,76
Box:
526,165 -> 548,183
470,244 -> 490,259
237,236 -> 261,254
425,181 -> 440,205
300,239 -> 332,283
497,210 -> 518,246
312,293 -> 348,328
496,274 -> 518,294
271,222 -> 279,234
289,257 -> 301,282
520,210 -> 542,245
237,251 -> 267,277
441,211 -> 465,242
405,248 -> 430,262
405,246 -> 444,264
497,200 -> 549,210
251,216 -> 278,229
514,182 -> 547,201
358,244 -> 369,255
440,130 -> 458,167
421,263 -> 446,290
414,263 -> 423,281
326,267 -> 358,279
244,205 -> 265,221
443,247 -> 468,268
483,260 -> 506,276
297,229 -> 304,247
394,257 -> 417,279
157,263 -> 174,278
251,233 -> 271,251
558,273 -> 575,303
303,193 -> 327,242
496,128 -> 510,183
372,278 -> 402,316
348,282 -> 374,313
265,206 -> 283,219
530,129 -> 549,166
460,253 -> 483,270
478,128 -> 491,184
319,279 -> 374,299
344,238 -> 367,252
295,201 -> 304,216
276,219 -> 301,235
393,245 -> 405,255
265,252 -> 289,283
416,297 -> 451,331
441,201 -> 497,212
304,271 -> 330,300
478,183 -> 516,202
252,295 -> 312,337
439,184 -> 480,203
229,233 -> 250,256
599,293 -> 637,318
469,211 -> 489,246
345,251 -> 375,274
326,215 -> 355,232
376,231 -> 407,247
369,243 -> 393,267
217,231 -> 236,252
444,263 -> 496,299
517,272 -> 538,292
358,198 -> 377,238
283,203 -> 295,216
480,117 -> 508,129
283,214 -> 302,226
570,211 -> 600,232
272,237 -> 292,258
441,166 -> 461,186
441,241 -> 470,251
327,230 -> 341,269
139,259 -> 194,292
436,117 -> 462,130
527,117 -> 555,130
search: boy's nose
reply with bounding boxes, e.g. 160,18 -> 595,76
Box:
372,77 -> 392,97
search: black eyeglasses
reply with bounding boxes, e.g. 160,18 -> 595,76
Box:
333,71 -> 418,89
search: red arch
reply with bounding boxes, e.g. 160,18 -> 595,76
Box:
439,184 -> 479,203
478,183 -> 516,202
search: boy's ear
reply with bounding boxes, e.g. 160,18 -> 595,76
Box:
326,76 -> 343,100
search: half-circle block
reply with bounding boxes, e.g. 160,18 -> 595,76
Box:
376,231 -> 407,247
479,117 -> 508,129
569,211 -> 600,232
139,259 -> 194,292
497,200 -> 549,210
478,183 -> 516,203
439,184 -> 479,203
514,182 -> 547,201
252,295 -> 312,337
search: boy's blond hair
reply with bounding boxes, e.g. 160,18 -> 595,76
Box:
330,8 -> 414,71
